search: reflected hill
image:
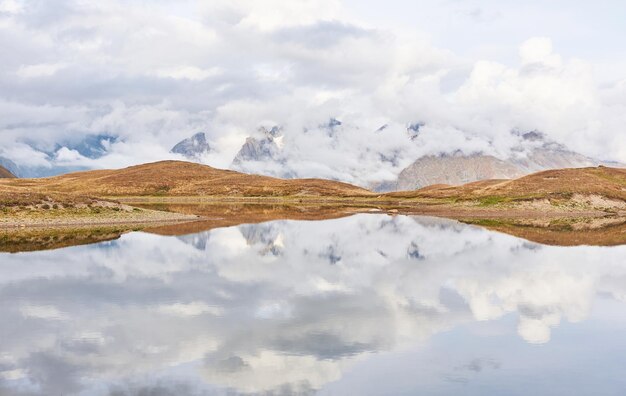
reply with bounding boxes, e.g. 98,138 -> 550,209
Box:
0,225 -> 132,253
462,217 -> 626,246
140,203 -> 363,236
142,203 -> 626,248
2,203 -> 626,253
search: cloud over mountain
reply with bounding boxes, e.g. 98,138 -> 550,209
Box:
0,0 -> 625,185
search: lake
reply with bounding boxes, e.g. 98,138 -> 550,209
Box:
1,213 -> 626,395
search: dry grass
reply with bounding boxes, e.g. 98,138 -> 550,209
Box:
0,160 -> 372,198
389,166 -> 626,203
1,162 -> 625,233
0,189 -> 198,228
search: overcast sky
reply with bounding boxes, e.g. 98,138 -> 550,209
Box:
1,0 -> 625,183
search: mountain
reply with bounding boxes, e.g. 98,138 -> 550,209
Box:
391,166 -> 626,202
0,165 -> 16,178
397,132 -> 619,191
232,126 -> 283,165
0,157 -> 20,177
56,133 -> 117,159
0,134 -> 118,179
171,132 -> 211,159
0,160 -> 372,198
396,153 -> 524,191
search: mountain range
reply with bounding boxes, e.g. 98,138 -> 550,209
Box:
2,123 -> 621,190
0,134 -> 117,178
173,127 -> 621,192
396,131 -> 618,191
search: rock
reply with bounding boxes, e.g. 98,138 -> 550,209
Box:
397,153 -> 524,191
171,132 -> 211,159
232,126 -> 283,165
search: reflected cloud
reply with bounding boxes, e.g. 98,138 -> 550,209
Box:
0,214 -> 625,394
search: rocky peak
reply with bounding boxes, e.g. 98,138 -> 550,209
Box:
232,126 -> 285,166
260,125 -> 283,139
407,122 -> 424,140
171,132 -> 211,159
321,118 -> 342,137
232,136 -> 281,165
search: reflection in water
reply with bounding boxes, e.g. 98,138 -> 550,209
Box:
1,214 -> 626,395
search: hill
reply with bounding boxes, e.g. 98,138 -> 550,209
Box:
390,166 -> 626,211
0,160 -> 373,198
0,165 -> 16,178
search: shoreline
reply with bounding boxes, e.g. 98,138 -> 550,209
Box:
0,206 -> 200,230
1,200 -> 625,249
1,199 -> 621,231
0,216 -> 200,230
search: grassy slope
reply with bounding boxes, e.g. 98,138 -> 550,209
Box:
3,160 -> 623,203
1,162 -> 625,228
0,165 -> 16,179
0,160 -> 372,198
0,189 -> 197,228
388,166 -> 626,202
1,162 -> 626,247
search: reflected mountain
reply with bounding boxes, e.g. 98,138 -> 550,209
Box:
1,215 -> 626,394
143,203 -> 626,247
140,203 -> 360,236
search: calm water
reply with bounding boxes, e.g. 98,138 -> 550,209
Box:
1,214 -> 626,395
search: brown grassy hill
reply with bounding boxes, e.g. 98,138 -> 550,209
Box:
0,160 -> 373,198
389,166 -> 626,202
0,165 -> 16,179
462,217 -> 626,246
142,203 -> 358,236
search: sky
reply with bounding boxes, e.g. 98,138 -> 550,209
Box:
1,0 -> 625,184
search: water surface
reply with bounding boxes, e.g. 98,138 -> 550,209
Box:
1,214 -> 626,395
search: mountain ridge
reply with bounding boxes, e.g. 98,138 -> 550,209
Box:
0,160 -> 372,198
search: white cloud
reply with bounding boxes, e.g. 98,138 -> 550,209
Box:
153,65 -> 222,81
0,0 -> 22,14
16,62 -> 67,78
0,0 -> 625,183
519,37 -> 561,67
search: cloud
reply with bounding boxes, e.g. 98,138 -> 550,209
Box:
0,0 -> 624,183
0,0 -> 22,14
1,215 -> 625,393
16,62 -> 68,78
152,66 -> 222,81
